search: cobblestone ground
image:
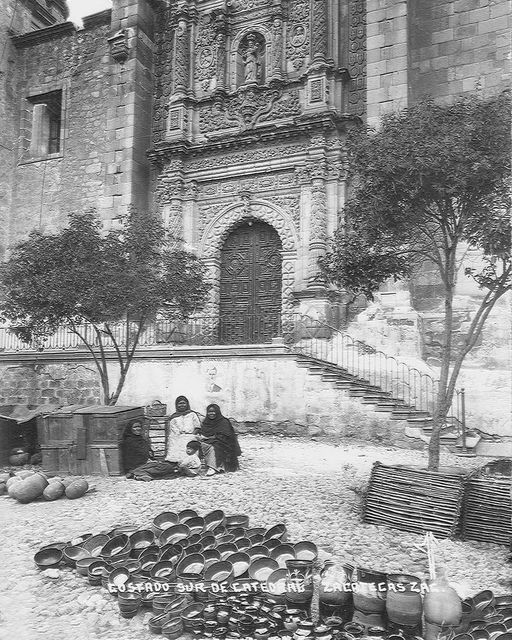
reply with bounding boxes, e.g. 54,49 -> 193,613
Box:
1,436 -> 510,640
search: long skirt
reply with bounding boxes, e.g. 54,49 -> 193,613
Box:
127,460 -> 178,481
200,443 -> 225,472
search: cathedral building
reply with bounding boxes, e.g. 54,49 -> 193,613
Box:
0,0 -> 510,451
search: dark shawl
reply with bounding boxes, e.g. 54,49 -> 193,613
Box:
122,424 -> 153,473
169,395 -> 194,420
200,404 -> 241,472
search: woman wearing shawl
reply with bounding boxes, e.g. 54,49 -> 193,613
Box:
196,404 -> 241,476
165,396 -> 202,463
122,420 -> 176,481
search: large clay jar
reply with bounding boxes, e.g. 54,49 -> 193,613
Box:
16,472 -> 48,503
285,560 -> 314,609
424,574 -> 462,627
352,567 -> 387,615
318,561 -> 354,622
386,574 -> 423,629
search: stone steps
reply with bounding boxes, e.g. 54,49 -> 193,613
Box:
295,353 -> 479,454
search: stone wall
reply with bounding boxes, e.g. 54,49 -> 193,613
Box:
0,360 -> 100,407
408,0 -> 510,102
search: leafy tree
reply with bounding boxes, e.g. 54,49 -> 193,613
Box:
321,93 -> 511,470
0,211 -> 209,405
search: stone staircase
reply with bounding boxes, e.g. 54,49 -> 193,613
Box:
291,351 -> 478,456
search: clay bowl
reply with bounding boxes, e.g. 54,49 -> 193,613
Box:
495,634 -> 512,640
271,544 -> 296,568
40,541 -> 68,551
249,534 -> 265,546
110,524 -> 139,537
108,567 -> 131,592
81,534 -> 110,557
204,510 -> 225,529
176,552 -> 205,576
63,545 -> 90,567
129,529 -> 155,550
100,534 -> 130,559
181,602 -> 205,628
153,511 -> 180,532
235,538 -> 252,551
139,552 -> 160,574
472,620 -> 492,631
246,527 -> 266,537
149,611 -> 173,633
204,560 -> 234,584
247,546 -> 270,561
76,556 -> 98,576
469,631 -> 490,640
225,514 -> 250,529
294,541 -> 318,562
485,624 -> 507,638
203,549 -> 222,569
229,527 -> 247,541
69,533 -> 93,546
499,611 -> 512,622
263,524 -> 287,542
199,535 -> 216,551
226,552 -> 251,578
132,544 -> 159,559
472,591 -> 496,611
164,594 -> 190,613
112,558 -> 141,573
184,544 -> 203,555
266,568 -> 288,603
453,634 -> 473,640
263,539 -> 281,553
178,509 -> 199,523
34,547 -> 63,570
496,598 -> 512,611
159,524 -> 190,546
162,618 -> 184,640
216,534 -> 236,545
504,619 -> 512,632
211,525 -> 227,537
159,543 -> 183,563
118,590 -> 142,605
150,561 -> 176,579
186,517 -> 205,536
249,557 -> 279,582
187,533 -> 202,547
217,543 -> 239,560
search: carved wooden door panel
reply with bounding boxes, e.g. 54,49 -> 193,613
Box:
219,220 -> 282,344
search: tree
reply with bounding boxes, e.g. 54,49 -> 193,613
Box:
321,93 -> 511,470
0,211 -> 209,405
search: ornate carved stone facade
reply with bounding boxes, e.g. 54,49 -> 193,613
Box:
149,1 -> 356,327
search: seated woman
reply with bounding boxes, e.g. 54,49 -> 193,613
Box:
165,396 -> 202,463
195,404 -> 241,477
122,420 -> 175,481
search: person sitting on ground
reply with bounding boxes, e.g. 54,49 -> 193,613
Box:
195,404 -> 242,477
165,396 -> 202,464
122,420 -> 176,481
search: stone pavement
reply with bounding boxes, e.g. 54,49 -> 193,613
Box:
0,436 -> 510,640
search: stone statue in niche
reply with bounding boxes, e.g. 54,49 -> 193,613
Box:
241,33 -> 264,84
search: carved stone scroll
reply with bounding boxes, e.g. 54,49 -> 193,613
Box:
311,0 -> 328,63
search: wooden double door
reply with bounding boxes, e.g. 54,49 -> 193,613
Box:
219,220 -> 282,344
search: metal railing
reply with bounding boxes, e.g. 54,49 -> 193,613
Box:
285,313 -> 465,430
0,312 -> 465,435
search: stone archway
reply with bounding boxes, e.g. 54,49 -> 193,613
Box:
200,199 -> 299,339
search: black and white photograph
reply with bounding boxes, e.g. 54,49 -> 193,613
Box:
0,0 -> 510,638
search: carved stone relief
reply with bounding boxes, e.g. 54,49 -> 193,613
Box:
199,200 -> 298,315
349,0 -> 367,116
311,0 -> 328,63
227,0 -> 271,9
195,13 -> 217,90
286,0 -> 310,71
187,143 -> 309,171
198,87 -> 301,133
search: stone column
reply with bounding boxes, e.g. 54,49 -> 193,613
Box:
162,178 -> 184,244
308,172 -> 328,289
214,12 -> 228,92
270,15 -> 284,80
311,0 -> 328,64
173,11 -> 191,97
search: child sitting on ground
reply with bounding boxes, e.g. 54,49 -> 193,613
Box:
175,440 -> 202,477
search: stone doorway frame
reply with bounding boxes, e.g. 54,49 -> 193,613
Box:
199,199 -> 299,333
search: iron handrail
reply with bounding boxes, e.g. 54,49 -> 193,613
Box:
285,312 -> 465,432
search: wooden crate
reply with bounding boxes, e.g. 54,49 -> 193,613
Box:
38,405 -> 94,446
87,445 -> 122,476
146,416 -> 169,459
73,406 -> 144,444
41,445 -> 89,475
